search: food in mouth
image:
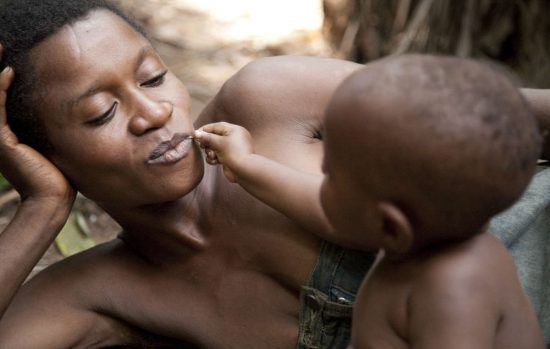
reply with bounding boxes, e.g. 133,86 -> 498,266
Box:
147,132 -> 194,165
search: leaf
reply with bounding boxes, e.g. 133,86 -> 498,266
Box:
55,211 -> 96,257
75,212 -> 92,237
0,174 -> 11,192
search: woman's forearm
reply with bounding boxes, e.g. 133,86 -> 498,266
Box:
0,198 -> 70,319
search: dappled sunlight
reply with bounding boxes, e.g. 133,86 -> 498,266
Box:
1,0 -> 332,272
117,0 -> 329,117
171,0 -> 324,46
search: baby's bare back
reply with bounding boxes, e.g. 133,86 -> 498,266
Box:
351,233 -> 544,348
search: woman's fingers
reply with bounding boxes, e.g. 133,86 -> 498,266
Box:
0,66 -> 14,127
0,49 -> 75,202
0,66 -> 16,147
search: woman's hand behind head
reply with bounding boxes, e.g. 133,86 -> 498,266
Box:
0,45 -> 75,207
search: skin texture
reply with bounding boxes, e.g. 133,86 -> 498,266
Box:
0,9 -> 362,348
194,57 -> 545,348
349,234 -> 543,349
0,10 -> 548,349
193,123 -> 337,244
320,62 -> 544,348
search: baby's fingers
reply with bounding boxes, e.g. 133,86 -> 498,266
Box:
204,148 -> 219,165
194,129 -> 225,152
199,122 -> 234,136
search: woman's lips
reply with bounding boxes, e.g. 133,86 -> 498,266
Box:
147,133 -> 193,165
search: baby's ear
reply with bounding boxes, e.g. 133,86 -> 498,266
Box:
377,202 -> 413,254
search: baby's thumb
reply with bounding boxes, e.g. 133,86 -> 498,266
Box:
194,129 -> 224,152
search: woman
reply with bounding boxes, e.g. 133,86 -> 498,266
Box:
0,1 -> 549,347
0,1 -> 372,347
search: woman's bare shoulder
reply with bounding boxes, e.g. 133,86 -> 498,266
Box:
197,56 -> 362,130
0,239 -> 149,348
196,56 -> 362,169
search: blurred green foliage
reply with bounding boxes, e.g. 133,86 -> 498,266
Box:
55,211 -> 96,257
0,173 -> 11,191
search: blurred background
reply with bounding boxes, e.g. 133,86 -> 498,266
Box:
1,0 -> 549,274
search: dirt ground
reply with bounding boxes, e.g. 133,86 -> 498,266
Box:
0,0 -> 331,277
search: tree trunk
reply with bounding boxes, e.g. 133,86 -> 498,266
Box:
323,0 -> 550,87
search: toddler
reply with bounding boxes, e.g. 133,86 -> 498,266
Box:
195,55 -> 544,348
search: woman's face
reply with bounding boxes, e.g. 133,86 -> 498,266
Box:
29,9 -> 203,208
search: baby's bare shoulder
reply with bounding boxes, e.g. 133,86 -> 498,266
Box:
405,234 -> 543,347
412,233 -> 516,297
404,235 -> 506,346
407,234 -> 522,328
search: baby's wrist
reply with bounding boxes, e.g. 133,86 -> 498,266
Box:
228,153 -> 255,179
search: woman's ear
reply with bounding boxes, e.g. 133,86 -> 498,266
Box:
377,201 -> 413,254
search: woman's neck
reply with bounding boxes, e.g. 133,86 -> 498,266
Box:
104,162 -> 217,263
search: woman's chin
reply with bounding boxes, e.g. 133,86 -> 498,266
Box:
158,161 -> 205,202
78,149 -> 206,209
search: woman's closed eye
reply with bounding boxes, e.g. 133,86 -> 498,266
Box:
85,70 -> 168,127
88,102 -> 118,126
141,70 -> 168,88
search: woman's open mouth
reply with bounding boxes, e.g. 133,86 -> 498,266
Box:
147,132 -> 194,165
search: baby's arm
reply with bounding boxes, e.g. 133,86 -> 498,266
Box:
194,122 -> 334,239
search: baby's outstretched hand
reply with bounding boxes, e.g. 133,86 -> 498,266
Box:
194,122 -> 253,183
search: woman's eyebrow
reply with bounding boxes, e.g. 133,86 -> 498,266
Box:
66,84 -> 102,111
134,45 -> 156,72
65,45 -> 155,111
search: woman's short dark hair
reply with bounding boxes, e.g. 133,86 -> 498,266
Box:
0,0 -> 146,152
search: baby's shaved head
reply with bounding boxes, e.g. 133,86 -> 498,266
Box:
324,54 -> 542,244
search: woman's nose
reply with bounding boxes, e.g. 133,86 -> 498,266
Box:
129,98 -> 173,135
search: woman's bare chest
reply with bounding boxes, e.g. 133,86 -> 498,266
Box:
96,244 -> 301,348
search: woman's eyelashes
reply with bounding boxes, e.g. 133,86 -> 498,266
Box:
86,71 -> 168,127
141,70 -> 168,88
88,102 -> 118,126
